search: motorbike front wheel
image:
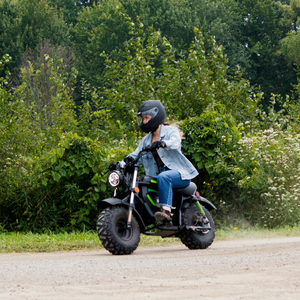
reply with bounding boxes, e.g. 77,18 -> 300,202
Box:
96,206 -> 140,255
180,204 -> 215,250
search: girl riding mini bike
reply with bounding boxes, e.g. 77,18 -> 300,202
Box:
96,100 -> 216,255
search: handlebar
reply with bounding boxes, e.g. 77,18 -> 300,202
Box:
130,146 -> 152,166
109,147 -> 153,172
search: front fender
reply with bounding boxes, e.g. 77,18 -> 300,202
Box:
97,196 -> 146,231
98,197 -> 127,210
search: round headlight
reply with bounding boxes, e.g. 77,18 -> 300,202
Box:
108,171 -> 121,187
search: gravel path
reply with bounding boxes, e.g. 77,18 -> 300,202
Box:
1,236 -> 300,300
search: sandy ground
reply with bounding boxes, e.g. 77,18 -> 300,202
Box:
0,236 -> 300,300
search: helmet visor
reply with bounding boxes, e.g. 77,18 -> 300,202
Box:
137,107 -> 159,119
137,107 -> 159,126
137,114 -> 152,126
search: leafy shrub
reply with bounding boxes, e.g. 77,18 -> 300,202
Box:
181,101 -> 300,228
0,53 -> 77,168
0,132 -> 132,232
234,126 -> 300,227
32,132 -> 109,231
181,104 -> 240,209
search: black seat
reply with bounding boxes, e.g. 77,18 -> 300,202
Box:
173,182 -> 197,195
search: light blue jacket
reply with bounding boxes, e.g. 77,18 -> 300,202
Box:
128,125 -> 199,180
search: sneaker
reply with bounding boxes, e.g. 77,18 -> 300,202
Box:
154,207 -> 171,222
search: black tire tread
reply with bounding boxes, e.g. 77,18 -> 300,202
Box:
96,206 -> 140,255
180,205 -> 215,250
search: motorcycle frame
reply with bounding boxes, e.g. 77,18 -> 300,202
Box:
98,163 -> 216,237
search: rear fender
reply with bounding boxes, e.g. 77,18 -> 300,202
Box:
98,196 -> 146,231
182,195 -> 217,211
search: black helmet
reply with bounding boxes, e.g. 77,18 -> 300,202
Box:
137,100 -> 166,133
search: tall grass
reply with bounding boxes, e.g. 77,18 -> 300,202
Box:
1,226 -> 300,253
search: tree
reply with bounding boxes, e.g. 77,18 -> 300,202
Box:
18,0 -> 69,51
0,0 -> 22,78
238,0 -> 298,104
96,12 -> 257,126
279,0 -> 300,68
72,0 -> 129,86
0,0 -> 70,80
72,0 -> 249,88
122,0 -> 249,72
48,0 -> 102,26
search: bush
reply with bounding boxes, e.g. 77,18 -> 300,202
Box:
0,132 -> 132,232
181,101 -> 300,228
181,104 -> 241,214
234,126 -> 300,227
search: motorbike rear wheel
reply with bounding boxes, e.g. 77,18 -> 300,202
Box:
96,206 -> 140,255
180,204 -> 215,249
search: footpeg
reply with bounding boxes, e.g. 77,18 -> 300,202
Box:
164,219 -> 173,228
186,225 -> 211,232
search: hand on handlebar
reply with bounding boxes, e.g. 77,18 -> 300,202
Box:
122,142 -> 166,172
124,156 -> 135,173
124,156 -> 134,164
109,161 -> 118,171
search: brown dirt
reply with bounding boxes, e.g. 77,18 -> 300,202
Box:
0,236 -> 300,299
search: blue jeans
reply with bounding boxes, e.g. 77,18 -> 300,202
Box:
156,166 -> 191,208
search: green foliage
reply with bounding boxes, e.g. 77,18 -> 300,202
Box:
234,126 -> 300,227
181,104 -> 241,208
280,31 -> 300,69
279,0 -> 300,69
158,28 -> 258,121
181,95 -> 300,228
0,0 -> 70,79
70,0 -> 298,101
0,0 -> 22,77
238,0 -> 297,103
0,132 -> 130,232
2,4 -> 300,232
31,132 -> 108,231
0,54 -> 35,172
18,0 -> 69,50
0,54 -> 79,231
76,79 -> 141,144
0,54 -> 78,166
1,0 -> 299,102
48,0 -> 102,26
72,0 -> 249,88
99,12 -> 256,124
72,0 -> 128,85
0,49 -> 141,232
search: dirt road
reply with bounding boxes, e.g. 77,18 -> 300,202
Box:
0,236 -> 300,300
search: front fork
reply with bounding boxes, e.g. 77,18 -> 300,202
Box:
196,201 -> 206,216
127,165 -> 139,228
195,200 -> 210,227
